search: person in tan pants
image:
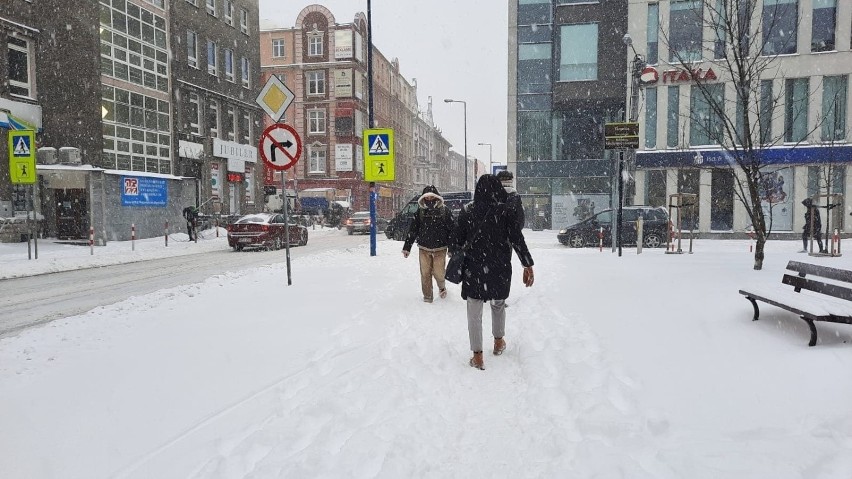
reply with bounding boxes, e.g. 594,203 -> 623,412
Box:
402,186 -> 455,303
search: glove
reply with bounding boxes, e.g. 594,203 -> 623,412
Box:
522,266 -> 534,287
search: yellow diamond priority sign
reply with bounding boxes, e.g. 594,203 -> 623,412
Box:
256,75 -> 295,122
363,128 -> 394,182
8,130 -> 36,185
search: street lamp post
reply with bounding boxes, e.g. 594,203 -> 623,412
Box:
477,142 -> 492,176
444,99 -> 468,192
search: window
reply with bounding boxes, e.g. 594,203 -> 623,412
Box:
225,106 -> 236,141
559,23 -> 597,81
518,43 -> 551,94
647,3 -> 659,64
760,80 -> 774,143
241,57 -> 251,88
7,37 -> 33,98
309,145 -> 327,173
188,93 -> 201,135
240,9 -> 248,34
307,71 -> 325,95
186,31 -> 198,68
677,169 -> 700,230
186,0 -> 198,5
206,0 -> 216,16
713,0 -> 726,59
710,170 -> 734,231
308,34 -> 323,56
223,0 -> 234,26
821,76 -> 847,141
669,0 -> 703,62
224,48 -> 234,81
518,0 -> 551,26
785,78 -> 809,142
690,84 -> 724,146
646,170 -> 667,207
207,40 -> 217,75
208,99 -> 219,138
272,39 -> 285,58
808,165 -> 845,197
308,109 -> 326,134
812,0 -> 837,52
517,111 -> 551,160
240,112 -> 251,144
667,86 -> 680,147
645,87 -> 658,148
763,0 -> 798,55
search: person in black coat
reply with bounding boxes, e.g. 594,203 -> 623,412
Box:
497,169 -> 525,230
801,197 -> 825,253
403,185 -> 455,302
455,175 -> 534,370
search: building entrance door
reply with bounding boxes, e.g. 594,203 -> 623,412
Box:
56,189 -> 87,239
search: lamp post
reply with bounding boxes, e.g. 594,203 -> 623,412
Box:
477,142 -> 492,176
444,99 -> 468,191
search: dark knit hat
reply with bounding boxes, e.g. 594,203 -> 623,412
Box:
422,185 -> 439,195
496,170 -> 513,182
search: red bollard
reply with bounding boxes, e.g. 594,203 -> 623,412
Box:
89,226 -> 94,255
131,223 -> 136,251
165,221 -> 169,247
598,227 -> 603,252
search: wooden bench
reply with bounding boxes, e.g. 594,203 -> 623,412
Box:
739,261 -> 852,346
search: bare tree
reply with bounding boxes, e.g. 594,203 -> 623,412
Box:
657,0 -> 823,269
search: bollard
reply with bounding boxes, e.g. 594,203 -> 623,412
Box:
89,226 -> 94,255
131,223 -> 136,251
833,228 -> 840,255
165,221 -> 169,247
215,218 -> 219,237
598,226 -> 603,252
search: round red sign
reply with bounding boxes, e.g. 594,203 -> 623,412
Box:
259,123 -> 302,171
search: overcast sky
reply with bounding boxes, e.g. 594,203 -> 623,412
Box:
257,0 -> 509,169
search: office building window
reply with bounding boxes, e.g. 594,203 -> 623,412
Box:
240,112 -> 251,144
518,43 -> 551,94
713,0 -> 726,59
7,37 -> 33,98
517,111 -> 552,161
518,0 -> 551,25
208,99 -> 219,138
763,0 -> 798,55
206,0 -> 216,16
99,0 -> 169,92
760,80 -> 774,144
646,170 -> 667,207
690,84 -> 724,146
223,0 -> 234,26
207,40 -> 217,75
645,87 -> 658,149
308,109 -> 326,134
186,31 -> 198,67
822,75 -> 847,141
188,93 -> 201,135
225,106 -> 236,141
102,86 -> 171,172
224,48 -> 234,82
669,0 -> 703,62
272,39 -> 285,58
240,9 -> 248,34
808,165 -> 845,197
559,23 -> 598,81
812,0 -> 837,52
307,71 -> 325,95
785,78 -> 809,142
647,3 -> 659,64
309,145 -> 327,173
710,169 -> 735,231
241,57 -> 250,88
667,86 -> 680,147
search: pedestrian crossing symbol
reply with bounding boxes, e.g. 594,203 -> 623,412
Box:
13,136 -> 31,156
363,128 -> 395,182
8,130 -> 36,185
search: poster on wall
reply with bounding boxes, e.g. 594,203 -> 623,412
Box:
334,69 -> 353,97
245,165 -> 254,204
120,176 -> 167,207
552,194 -> 609,227
334,30 -> 353,59
760,167 -> 793,231
335,144 -> 353,172
211,162 -> 221,199
354,31 -> 363,62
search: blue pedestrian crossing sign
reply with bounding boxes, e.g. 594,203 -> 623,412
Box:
8,130 -> 36,184
363,128 -> 395,181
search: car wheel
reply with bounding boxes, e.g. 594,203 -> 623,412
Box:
348,229 -> 353,235
233,244 -> 243,252
643,233 -> 663,248
568,233 -> 585,248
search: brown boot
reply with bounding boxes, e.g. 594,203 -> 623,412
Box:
469,351 -> 484,370
493,337 -> 506,356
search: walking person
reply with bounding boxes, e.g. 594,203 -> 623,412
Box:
497,169 -> 525,230
182,205 -> 199,242
455,175 -> 534,370
801,197 -> 826,253
402,186 -> 455,303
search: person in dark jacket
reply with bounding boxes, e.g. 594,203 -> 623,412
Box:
182,205 -> 198,241
801,197 -> 825,253
497,169 -> 525,230
455,175 -> 534,370
403,185 -> 455,303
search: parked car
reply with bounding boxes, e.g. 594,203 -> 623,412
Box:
557,206 -> 669,248
226,213 -> 308,251
345,211 -> 388,235
385,191 -> 473,240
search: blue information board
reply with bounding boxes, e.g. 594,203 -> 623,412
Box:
120,176 -> 168,207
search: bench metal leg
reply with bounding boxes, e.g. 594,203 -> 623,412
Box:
802,317 -> 817,347
746,296 -> 760,321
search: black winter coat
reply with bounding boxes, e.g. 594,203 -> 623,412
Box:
804,207 -> 822,234
455,178 -> 534,301
403,193 -> 455,251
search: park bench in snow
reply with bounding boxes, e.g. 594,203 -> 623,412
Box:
739,261 -> 852,346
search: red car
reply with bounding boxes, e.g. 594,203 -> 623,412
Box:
227,213 -> 308,251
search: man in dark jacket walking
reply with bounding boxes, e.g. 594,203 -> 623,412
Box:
455,175 -> 534,370
801,197 -> 825,253
497,169 -> 524,230
403,186 -> 455,303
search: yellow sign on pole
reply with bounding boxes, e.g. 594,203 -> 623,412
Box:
363,128 -> 394,181
8,130 -> 36,184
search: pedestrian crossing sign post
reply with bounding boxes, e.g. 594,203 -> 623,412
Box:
8,130 -> 36,184
363,128 -> 395,181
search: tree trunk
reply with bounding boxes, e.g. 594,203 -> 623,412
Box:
754,234 -> 765,270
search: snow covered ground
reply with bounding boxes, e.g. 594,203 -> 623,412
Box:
1,230 -> 851,478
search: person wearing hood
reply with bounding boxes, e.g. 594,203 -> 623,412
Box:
497,169 -> 525,230
801,197 -> 825,253
455,174 -> 534,370
402,185 -> 456,303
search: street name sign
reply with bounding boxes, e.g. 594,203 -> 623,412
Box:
604,122 -> 640,150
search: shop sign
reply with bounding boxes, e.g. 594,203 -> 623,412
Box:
641,66 -> 718,85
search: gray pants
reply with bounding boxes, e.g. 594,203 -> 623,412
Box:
467,298 -> 506,352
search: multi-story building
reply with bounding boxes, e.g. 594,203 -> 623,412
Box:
171,0 -> 263,217
412,97 -> 453,194
628,0 -> 852,236
259,4 -> 432,218
508,0 -> 629,229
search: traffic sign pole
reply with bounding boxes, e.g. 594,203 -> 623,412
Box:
282,171 -> 292,286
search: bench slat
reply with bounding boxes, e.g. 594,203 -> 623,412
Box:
782,274 -> 852,302
787,261 -> 852,284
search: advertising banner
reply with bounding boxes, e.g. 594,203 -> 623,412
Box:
334,69 -> 353,98
760,167 -> 793,231
335,144 -> 353,172
245,165 -> 254,204
334,30 -> 353,59
120,176 -> 167,207
211,162 -> 221,199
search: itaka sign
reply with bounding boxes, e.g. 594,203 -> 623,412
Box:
259,123 -> 302,171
